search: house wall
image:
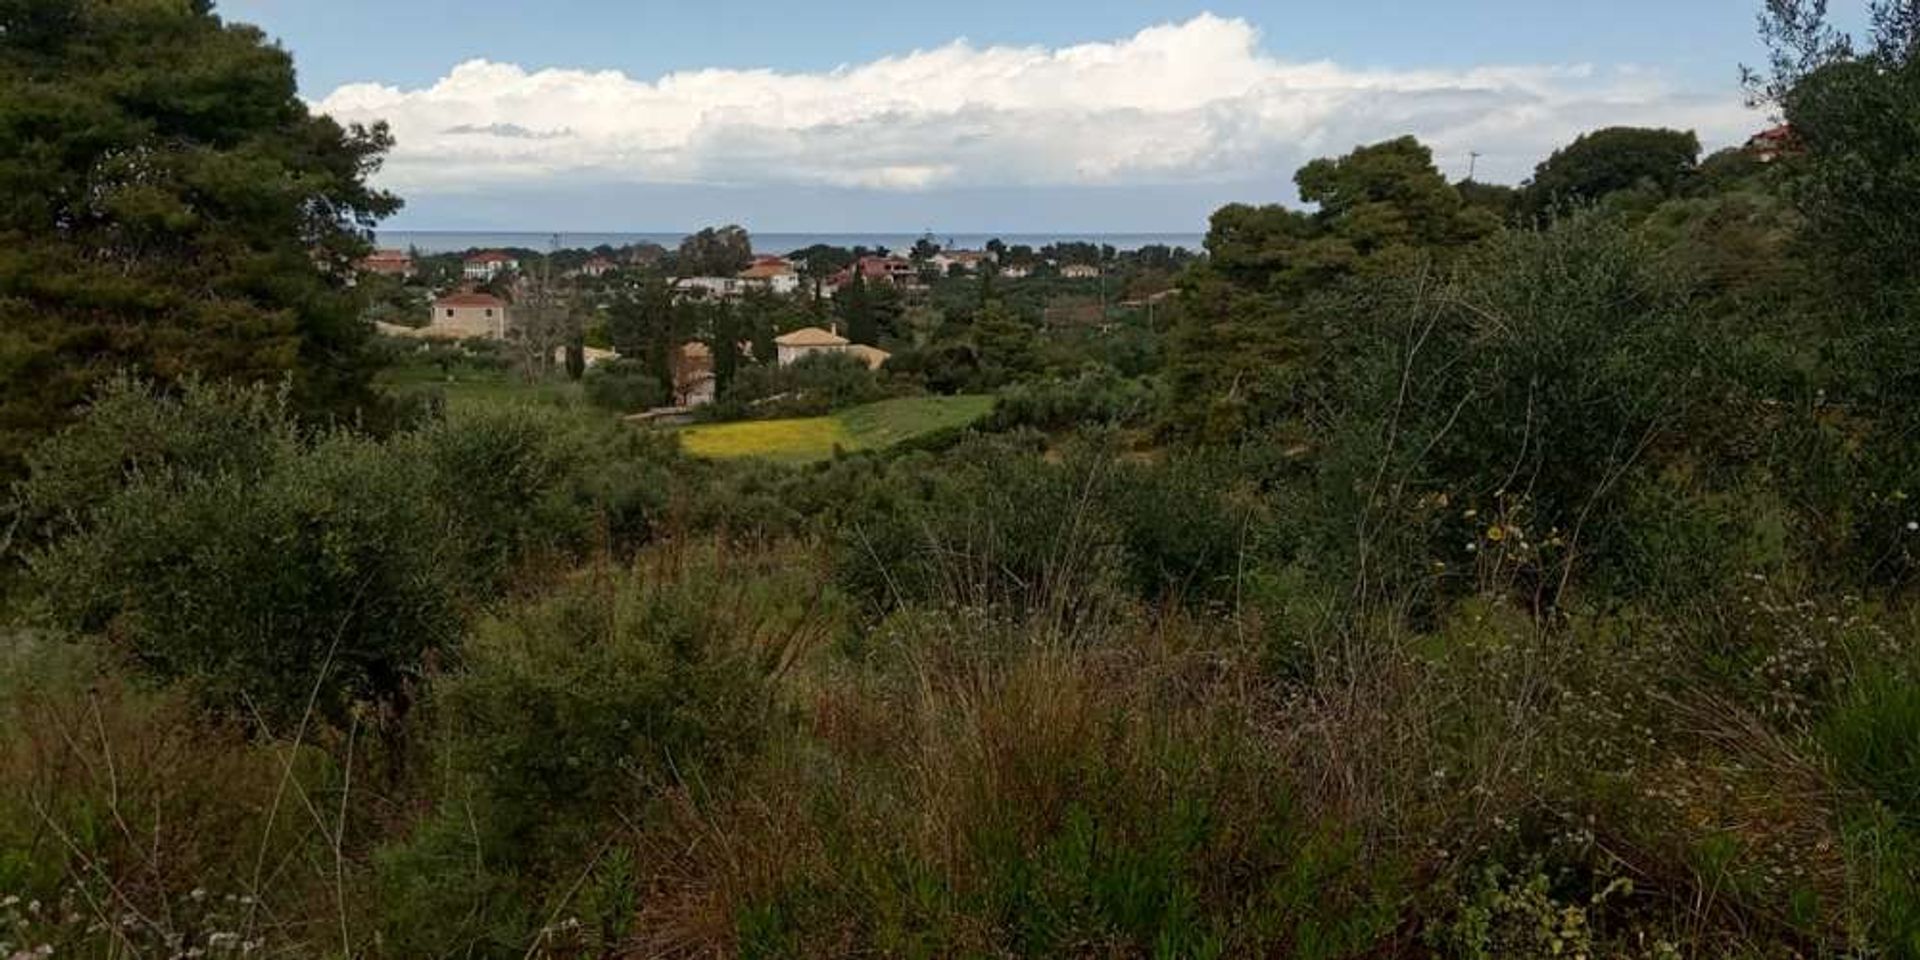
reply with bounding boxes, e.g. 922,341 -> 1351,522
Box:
776,343 -> 848,366
430,304 -> 508,339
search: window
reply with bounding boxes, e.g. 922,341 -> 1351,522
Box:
484,309 -> 493,317
445,308 -> 454,318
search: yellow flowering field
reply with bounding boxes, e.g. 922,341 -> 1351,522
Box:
679,395 -> 993,463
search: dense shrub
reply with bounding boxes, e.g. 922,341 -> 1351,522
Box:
373,547 -> 821,957
14,381 -> 656,730
984,364 -> 1162,432
582,356 -> 666,414
705,352 -> 901,421
829,436 -> 1254,621
1290,216 -> 1774,609
29,427 -> 460,730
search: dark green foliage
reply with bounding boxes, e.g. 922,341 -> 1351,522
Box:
986,365 -> 1162,432
676,224 -> 753,276
1294,216 -> 1725,606
374,561 -> 791,958
583,356 -> 667,413
1296,136 -> 1502,259
564,337 -> 586,381
0,0 -> 401,480
1455,179 -> 1520,221
971,300 -> 1041,386
14,380 -> 656,729
1823,664 -> 1920,827
831,436 -> 1253,618
1163,266 -> 1304,441
606,280 -> 681,389
1521,127 -> 1703,214
707,351 -> 896,421
28,424 -> 461,731
1165,137 -> 1497,441
885,340 -> 983,394
838,270 -> 881,345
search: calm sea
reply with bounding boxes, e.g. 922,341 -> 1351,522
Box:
376,231 -> 1206,256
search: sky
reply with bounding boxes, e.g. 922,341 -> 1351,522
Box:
222,0 -> 1792,233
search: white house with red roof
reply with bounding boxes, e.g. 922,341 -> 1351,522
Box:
463,251 -> 519,281
738,257 -> 800,295
358,249 -> 415,278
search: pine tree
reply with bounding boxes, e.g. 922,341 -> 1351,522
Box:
0,0 -> 402,478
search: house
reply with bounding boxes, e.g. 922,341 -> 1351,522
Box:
463,251 -> 518,281
929,250 -> 993,274
999,264 -> 1033,279
869,256 -> 917,285
579,257 -> 616,278
829,256 -> 917,289
1745,124 -> 1801,163
550,344 -> 619,367
738,257 -> 801,295
1060,264 -> 1101,279
427,292 -> 510,339
774,326 -> 891,369
358,249 -> 415,278
845,344 -> 892,371
679,276 -> 745,300
775,326 -> 850,365
673,341 -> 717,407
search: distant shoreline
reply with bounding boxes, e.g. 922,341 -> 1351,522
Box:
376,230 -> 1207,256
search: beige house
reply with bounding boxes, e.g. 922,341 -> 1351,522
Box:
775,326 -> 850,365
1060,264 -> 1101,279
774,326 -> 890,369
427,292 -> 510,339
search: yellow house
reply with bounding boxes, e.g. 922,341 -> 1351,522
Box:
427,292 -> 510,339
774,326 -> 891,369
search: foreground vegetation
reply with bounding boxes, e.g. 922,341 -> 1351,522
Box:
6,0 -> 1920,957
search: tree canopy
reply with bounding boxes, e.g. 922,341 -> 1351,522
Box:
1520,127 -> 1702,214
676,225 -> 754,277
0,0 -> 401,479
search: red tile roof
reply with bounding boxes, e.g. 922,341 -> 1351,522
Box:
434,292 -> 507,308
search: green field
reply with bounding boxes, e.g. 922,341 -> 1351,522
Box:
376,365 -> 593,414
680,395 -> 994,463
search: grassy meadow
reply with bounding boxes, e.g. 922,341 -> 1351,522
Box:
680,394 -> 993,462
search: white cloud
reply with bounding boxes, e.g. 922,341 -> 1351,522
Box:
312,13 -> 1758,196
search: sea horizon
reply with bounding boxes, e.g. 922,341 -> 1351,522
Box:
376,230 -> 1208,256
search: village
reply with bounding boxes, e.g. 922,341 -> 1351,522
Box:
357,233 -> 1183,418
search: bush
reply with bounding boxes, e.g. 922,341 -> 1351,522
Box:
830,436 -> 1130,629
706,352 -> 900,422
984,364 -> 1162,432
374,546 -> 820,957
16,381 -> 636,730
1291,216 -> 1757,608
29,428 -> 463,731
582,357 -> 666,414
